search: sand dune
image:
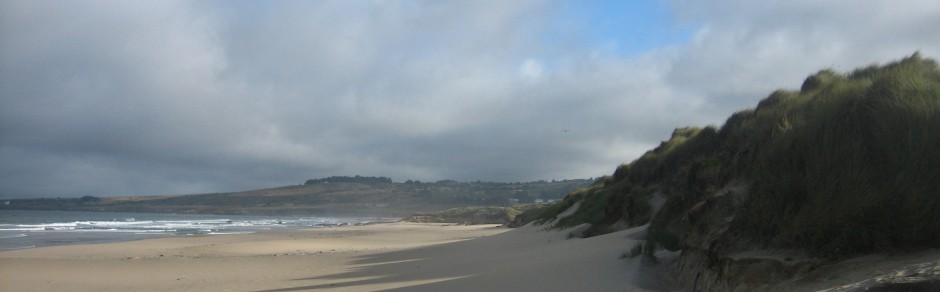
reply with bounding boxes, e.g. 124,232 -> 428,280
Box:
0,222 -> 663,291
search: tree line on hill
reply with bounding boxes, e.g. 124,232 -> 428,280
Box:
304,175 -> 393,185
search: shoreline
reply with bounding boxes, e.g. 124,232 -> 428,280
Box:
0,209 -> 395,252
0,222 -> 659,291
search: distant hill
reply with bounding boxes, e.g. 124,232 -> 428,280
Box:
1,178 -> 592,217
529,53 -> 940,290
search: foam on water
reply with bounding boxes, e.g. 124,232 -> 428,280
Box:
0,210 -> 390,251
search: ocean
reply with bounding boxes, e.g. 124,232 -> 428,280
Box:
0,210 -> 385,251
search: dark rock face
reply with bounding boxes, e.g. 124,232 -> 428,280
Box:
821,262 -> 940,292
677,249 -> 824,291
866,280 -> 940,292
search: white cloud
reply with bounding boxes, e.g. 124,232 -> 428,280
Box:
519,58 -> 545,80
665,0 -> 940,118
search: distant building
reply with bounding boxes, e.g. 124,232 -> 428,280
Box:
508,198 -> 520,204
535,199 -> 545,204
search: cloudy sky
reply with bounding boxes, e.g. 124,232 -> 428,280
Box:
2,0 -> 939,198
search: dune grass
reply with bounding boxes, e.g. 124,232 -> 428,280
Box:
735,53 -> 940,257
536,53 -> 940,258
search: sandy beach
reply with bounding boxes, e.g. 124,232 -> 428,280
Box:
0,222 -> 661,291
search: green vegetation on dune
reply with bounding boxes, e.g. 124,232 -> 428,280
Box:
534,53 -> 940,259
536,178 -> 656,237
739,53 -> 940,257
403,204 -> 549,225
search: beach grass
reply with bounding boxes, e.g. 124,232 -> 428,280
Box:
535,53 -> 940,259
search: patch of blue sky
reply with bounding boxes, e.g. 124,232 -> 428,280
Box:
547,0 -> 699,57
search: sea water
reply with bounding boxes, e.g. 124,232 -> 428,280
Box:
0,210 -> 383,251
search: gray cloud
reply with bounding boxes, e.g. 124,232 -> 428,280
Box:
2,0 -> 939,198
665,0 -> 940,114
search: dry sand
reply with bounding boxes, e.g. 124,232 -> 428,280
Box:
0,222 -> 663,291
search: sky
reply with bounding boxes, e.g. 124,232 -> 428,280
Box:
2,0 -> 939,199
